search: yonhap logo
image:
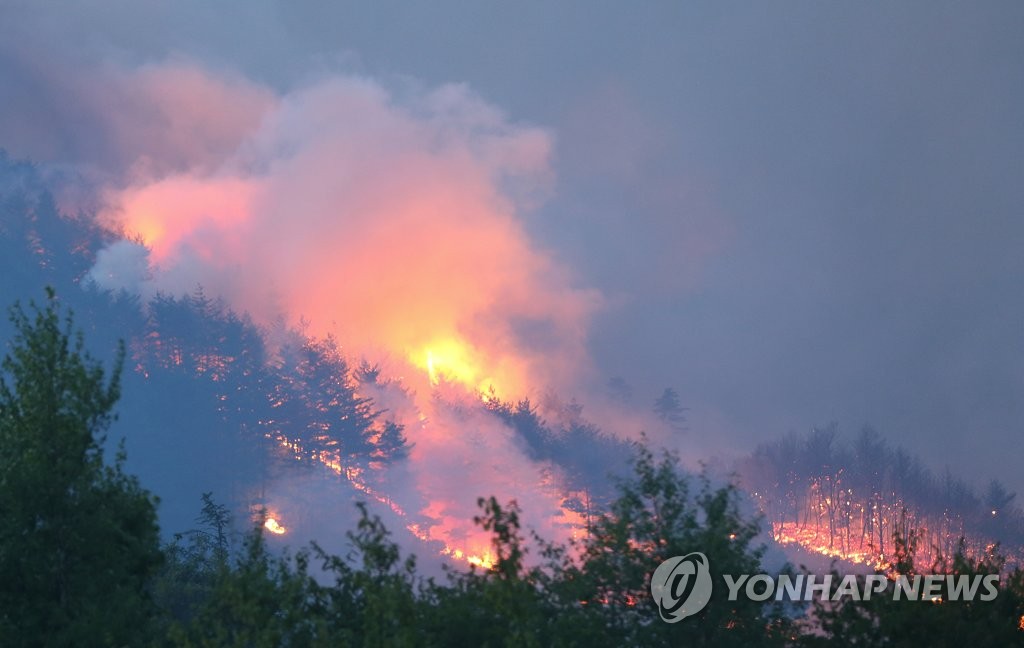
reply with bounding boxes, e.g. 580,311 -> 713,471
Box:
650,550 -> 1002,625
650,552 -> 713,623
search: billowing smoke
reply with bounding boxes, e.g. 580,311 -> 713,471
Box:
72,60 -> 600,560
90,64 -> 598,394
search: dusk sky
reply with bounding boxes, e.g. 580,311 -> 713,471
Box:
2,0 -> 1022,499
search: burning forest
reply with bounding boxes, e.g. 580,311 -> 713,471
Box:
1,149 -> 1020,580
740,425 -> 1024,573
2,2 -> 1024,643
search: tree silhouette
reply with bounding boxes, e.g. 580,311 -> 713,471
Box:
653,387 -> 688,432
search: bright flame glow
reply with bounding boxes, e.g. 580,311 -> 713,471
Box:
92,70 -> 599,571
413,338 -> 498,394
97,75 -> 597,403
264,517 -> 287,535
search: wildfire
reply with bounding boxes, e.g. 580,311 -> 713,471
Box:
439,541 -> 495,570
771,517 -> 1023,576
264,517 -> 287,535
417,339 -> 481,386
78,66 -> 610,586
270,430 -> 505,569
411,338 -> 506,397
773,523 -> 889,572
127,214 -> 165,251
267,423 -> 588,572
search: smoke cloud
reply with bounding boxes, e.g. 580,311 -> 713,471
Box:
59,58 -> 599,558
90,67 -> 597,395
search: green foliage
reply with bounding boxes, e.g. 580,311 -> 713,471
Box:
429,497 -> 549,647
158,500 -> 423,647
0,288 -> 162,646
800,533 -> 1024,647
552,442 -> 791,646
308,501 -> 422,646
164,522 -> 321,648
152,492 -> 236,630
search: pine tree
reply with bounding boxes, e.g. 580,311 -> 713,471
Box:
376,420 -> 411,462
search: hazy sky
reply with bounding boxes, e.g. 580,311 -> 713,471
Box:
2,1 -> 1022,495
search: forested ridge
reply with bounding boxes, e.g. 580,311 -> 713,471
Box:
2,152 -> 1023,645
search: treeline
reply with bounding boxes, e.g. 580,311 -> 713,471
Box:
740,424 -> 1024,564
483,395 -> 633,507
134,289 -> 411,469
2,292 -> 1022,646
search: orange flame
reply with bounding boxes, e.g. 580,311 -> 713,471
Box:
411,338 -> 507,396
264,517 -> 287,535
96,73 -> 599,571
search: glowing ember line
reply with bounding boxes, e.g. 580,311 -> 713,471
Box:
267,422 -> 584,571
